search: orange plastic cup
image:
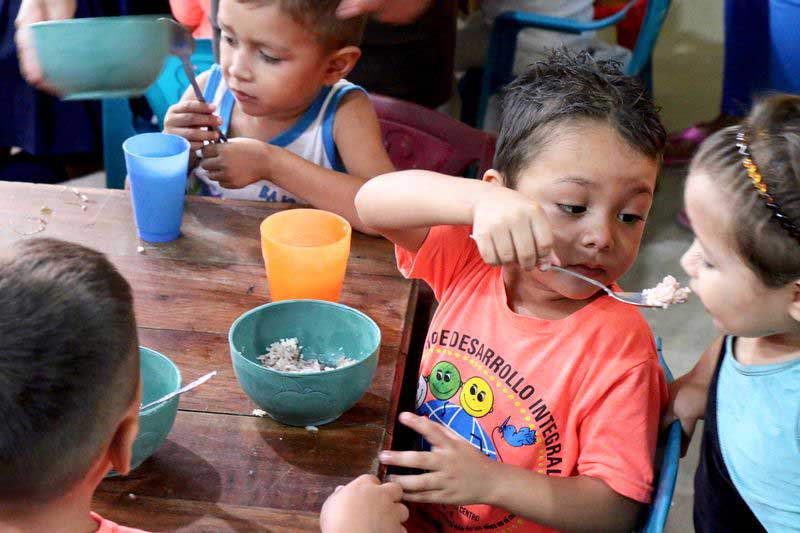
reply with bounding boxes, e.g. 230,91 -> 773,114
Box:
260,209 -> 352,302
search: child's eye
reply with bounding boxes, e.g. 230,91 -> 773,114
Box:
222,34 -> 235,46
259,52 -> 281,64
558,204 -> 586,215
617,213 -> 644,224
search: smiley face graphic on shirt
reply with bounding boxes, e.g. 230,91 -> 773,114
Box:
428,361 -> 462,400
460,376 -> 494,418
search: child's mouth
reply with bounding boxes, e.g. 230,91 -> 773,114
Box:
231,88 -> 255,102
568,264 -> 607,279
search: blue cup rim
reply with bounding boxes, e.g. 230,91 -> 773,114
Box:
123,132 -> 190,160
139,346 -> 182,415
229,299 -> 381,377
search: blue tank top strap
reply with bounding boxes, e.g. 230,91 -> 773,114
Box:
203,64 -> 222,101
322,82 -> 367,173
270,85 -> 333,147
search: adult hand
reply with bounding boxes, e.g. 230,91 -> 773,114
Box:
380,412 -> 498,506
335,0 -> 433,24
320,474 -> 409,533
14,0 -> 77,92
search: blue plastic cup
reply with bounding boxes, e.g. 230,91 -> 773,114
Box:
123,132 -> 190,242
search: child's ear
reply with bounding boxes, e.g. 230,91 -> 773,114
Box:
108,387 -> 141,476
323,46 -> 362,85
482,169 -> 506,187
788,280 -> 800,323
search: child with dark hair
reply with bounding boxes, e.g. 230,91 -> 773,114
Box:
356,50 -> 668,532
667,94 -> 800,532
163,0 -> 394,234
0,239 -> 144,532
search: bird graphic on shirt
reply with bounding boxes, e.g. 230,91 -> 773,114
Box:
497,416 -> 536,447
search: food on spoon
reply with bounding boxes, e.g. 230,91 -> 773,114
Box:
642,275 -> 691,308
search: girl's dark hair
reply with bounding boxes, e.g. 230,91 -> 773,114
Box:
690,94 -> 800,287
495,49 -> 667,188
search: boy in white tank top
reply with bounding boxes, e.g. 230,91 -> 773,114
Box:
163,0 -> 395,234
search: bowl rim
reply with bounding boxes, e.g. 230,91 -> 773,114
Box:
29,14 -> 166,30
228,299 -> 381,377
139,346 -> 182,415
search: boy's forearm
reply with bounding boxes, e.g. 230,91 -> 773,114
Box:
483,462 -> 641,532
355,170 -> 491,230
265,147 -> 375,234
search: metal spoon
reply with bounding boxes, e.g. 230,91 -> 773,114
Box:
160,17 -> 228,142
140,371 -> 217,411
550,266 -> 668,308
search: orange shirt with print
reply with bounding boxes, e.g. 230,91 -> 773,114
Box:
397,225 -> 668,533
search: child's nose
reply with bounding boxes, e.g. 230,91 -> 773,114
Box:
680,245 -> 697,277
229,50 -> 251,80
580,221 -> 614,251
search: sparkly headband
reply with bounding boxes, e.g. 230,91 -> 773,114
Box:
735,130 -> 800,242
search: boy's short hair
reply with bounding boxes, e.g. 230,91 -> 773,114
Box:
0,239 -> 139,501
496,50 -> 667,188
690,94 -> 800,287
234,0 -> 366,49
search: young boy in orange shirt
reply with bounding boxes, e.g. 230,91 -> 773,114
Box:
357,51 -> 669,531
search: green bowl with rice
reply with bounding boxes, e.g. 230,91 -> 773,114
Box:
229,300 -> 380,427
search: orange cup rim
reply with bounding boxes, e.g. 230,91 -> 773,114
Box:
260,208 -> 351,250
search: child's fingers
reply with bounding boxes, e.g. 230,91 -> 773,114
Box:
401,490 -> 447,503
388,472 -> 442,493
472,233 -> 499,266
398,412 -> 453,447
394,502 -> 410,524
379,449 -> 436,470
201,143 -> 221,161
199,156 -> 223,172
204,170 -> 228,186
509,220 -> 538,271
491,228 -> 516,266
167,112 -> 222,129
381,480 -> 404,501
169,128 -> 219,145
175,101 -> 217,115
529,210 -> 556,269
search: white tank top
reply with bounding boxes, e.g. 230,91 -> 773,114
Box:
192,64 -> 364,202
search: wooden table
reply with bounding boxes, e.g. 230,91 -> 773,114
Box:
0,182 -> 430,532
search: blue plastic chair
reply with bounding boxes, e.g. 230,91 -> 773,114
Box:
102,39 -> 215,188
644,336 -> 682,533
475,0 -> 673,128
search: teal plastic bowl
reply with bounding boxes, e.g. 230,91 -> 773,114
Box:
30,16 -> 171,100
132,346 -> 181,471
229,300 -> 381,427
